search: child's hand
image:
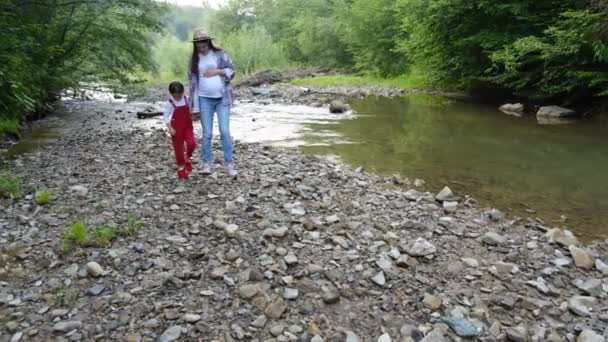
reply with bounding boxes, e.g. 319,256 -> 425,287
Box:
168,126 -> 176,136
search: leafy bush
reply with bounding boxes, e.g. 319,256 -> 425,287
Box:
0,170 -> 20,198
35,188 -> 52,205
61,214 -> 143,253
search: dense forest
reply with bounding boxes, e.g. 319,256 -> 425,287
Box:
1,0 -> 607,134
200,0 -> 608,102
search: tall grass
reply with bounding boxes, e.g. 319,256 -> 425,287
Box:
35,188 -> 53,205
61,214 -> 143,254
0,170 -> 21,198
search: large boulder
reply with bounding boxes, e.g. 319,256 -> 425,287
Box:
536,105 -> 576,118
499,103 -> 524,117
329,100 -> 348,113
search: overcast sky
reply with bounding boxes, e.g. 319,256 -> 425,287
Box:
156,0 -> 226,8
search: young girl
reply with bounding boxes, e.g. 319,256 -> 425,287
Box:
164,81 -> 196,179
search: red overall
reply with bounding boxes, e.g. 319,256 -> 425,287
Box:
169,97 -> 196,168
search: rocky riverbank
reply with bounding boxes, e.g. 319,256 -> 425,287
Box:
137,69 -> 465,111
1,86 -> 608,342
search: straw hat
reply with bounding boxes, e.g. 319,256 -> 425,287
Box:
192,29 -> 214,42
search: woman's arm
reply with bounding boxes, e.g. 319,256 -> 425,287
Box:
187,58 -> 199,113
203,52 -> 236,81
219,51 -> 235,82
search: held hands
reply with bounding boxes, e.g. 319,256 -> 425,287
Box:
203,68 -> 224,78
168,126 -> 176,136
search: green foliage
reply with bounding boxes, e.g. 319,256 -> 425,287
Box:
392,0 -> 607,98
61,214 -> 143,253
219,25 -> 292,75
292,72 -> 431,89
0,170 -> 21,198
0,0 -> 165,122
92,226 -> 115,247
209,0 -> 351,68
151,35 -> 192,83
62,221 -> 88,253
488,10 -> 608,98
334,0 -> 406,76
0,118 -> 19,136
35,188 -> 52,205
94,201 -> 105,213
119,213 -> 143,236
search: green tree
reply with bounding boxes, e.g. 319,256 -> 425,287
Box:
489,9 -> 608,99
0,0 -> 164,121
334,0 -> 406,76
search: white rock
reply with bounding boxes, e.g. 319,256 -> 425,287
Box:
487,208 -> 504,222
378,333 -> 392,342
570,245 -> 594,269
372,271 -> 386,286
577,329 -> 605,342
290,207 -> 306,216
159,326 -> 183,342
326,215 -> 340,224
53,321 -> 82,332
526,241 -> 538,249
443,201 -> 458,213
462,258 -> 479,268
344,330 -> 362,342
69,185 -> 89,197
481,232 -> 506,246
86,262 -> 104,277
273,226 -> 289,238
499,103 -> 524,117
568,296 -> 598,317
239,284 -> 259,299
406,238 -> 436,256
10,332 -> 23,342
388,248 -> 401,260
183,314 -> 201,323
546,228 -> 578,247
284,254 -> 298,265
436,186 -> 454,201
537,105 -> 576,118
165,235 -> 187,244
595,259 -> 608,274
376,257 -> 393,271
283,288 -> 299,300
224,224 -> 239,238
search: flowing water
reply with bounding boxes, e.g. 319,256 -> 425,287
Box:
300,95 -> 608,241
5,92 -> 608,240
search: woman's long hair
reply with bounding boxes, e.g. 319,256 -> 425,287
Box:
190,40 -> 222,75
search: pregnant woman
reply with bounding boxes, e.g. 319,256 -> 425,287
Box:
187,29 -> 237,177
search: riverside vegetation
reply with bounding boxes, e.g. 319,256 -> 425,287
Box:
2,0 -> 607,134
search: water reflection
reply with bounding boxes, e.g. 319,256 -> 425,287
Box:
302,95 -> 608,240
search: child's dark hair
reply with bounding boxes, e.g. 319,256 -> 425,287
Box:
169,81 -> 184,94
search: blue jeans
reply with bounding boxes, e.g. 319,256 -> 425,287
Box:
199,96 -> 233,164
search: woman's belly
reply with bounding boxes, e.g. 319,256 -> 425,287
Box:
199,76 -> 223,98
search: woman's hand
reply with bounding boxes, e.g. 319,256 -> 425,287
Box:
203,68 -> 224,78
168,126 -> 176,136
